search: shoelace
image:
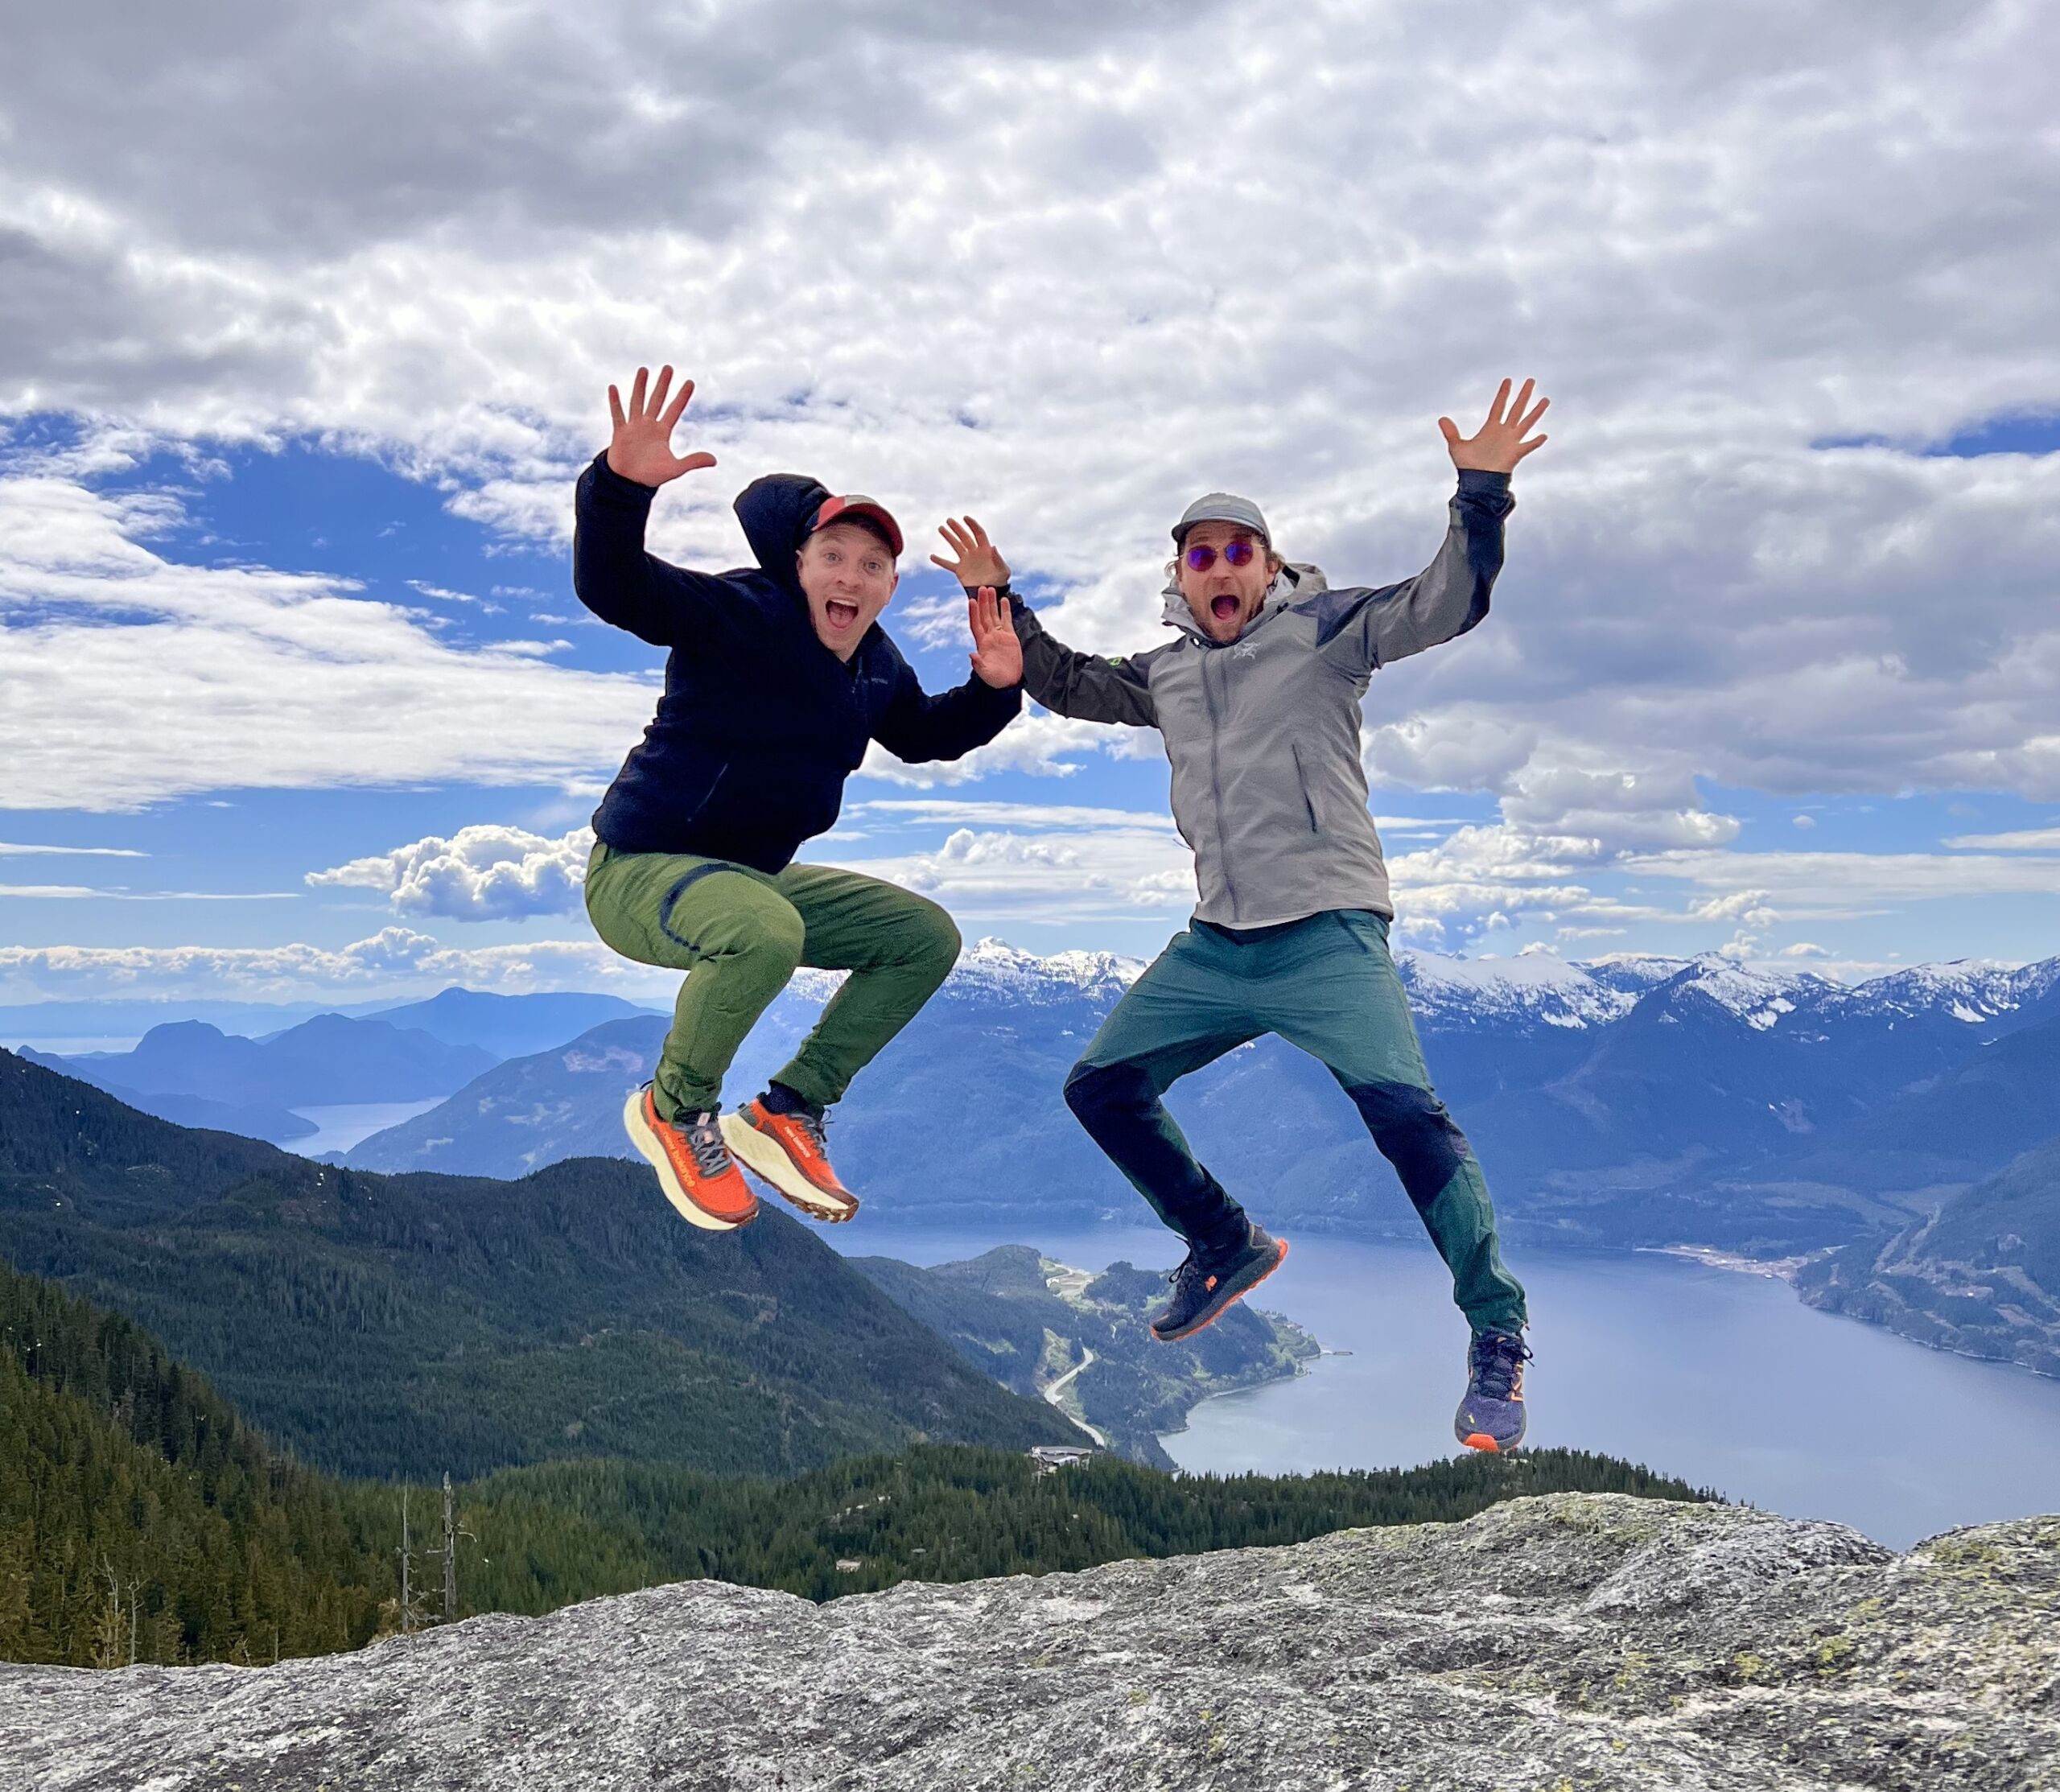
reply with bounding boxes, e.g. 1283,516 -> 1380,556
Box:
1165,1250 -> 1217,1302
678,1110 -> 733,1179
784,1106 -> 831,1157
1469,1330 -> 1533,1400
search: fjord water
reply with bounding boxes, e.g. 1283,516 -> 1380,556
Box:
286,1099 -> 445,1157
835,1222 -> 2060,1549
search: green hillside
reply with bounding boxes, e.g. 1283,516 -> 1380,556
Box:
0,1048 -> 1083,1479
2,1253 -> 1717,1667
853,1246 -> 1319,1465
0,1256 -> 388,1666
1799,1132 -> 2060,1376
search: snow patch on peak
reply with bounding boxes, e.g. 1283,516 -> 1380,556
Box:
1397,950 -> 1634,1029
949,938 -> 1145,1003
1839,958 -> 2037,1023
1580,954 -> 1696,995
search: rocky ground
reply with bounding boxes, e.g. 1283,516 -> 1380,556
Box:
2,1491 -> 2053,1790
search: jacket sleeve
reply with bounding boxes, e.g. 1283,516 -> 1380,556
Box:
573,451 -> 739,647
990,589 -> 1160,727
870,643 -> 1024,764
1312,470 -> 1514,674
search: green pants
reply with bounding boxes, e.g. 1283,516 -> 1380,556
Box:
583,842 -> 961,1120
1062,909 -> 1526,1334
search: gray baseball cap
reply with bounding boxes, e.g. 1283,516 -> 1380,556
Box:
1172,491 -> 1271,545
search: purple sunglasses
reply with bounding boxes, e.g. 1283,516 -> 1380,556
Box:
1183,539 -> 1259,572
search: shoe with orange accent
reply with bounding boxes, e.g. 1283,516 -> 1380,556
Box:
621,1085 -> 758,1231
1148,1222 -> 1288,1342
1455,1328 -> 1531,1452
720,1095 -> 860,1223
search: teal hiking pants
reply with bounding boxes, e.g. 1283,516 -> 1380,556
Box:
583,842 -> 961,1121
1063,909 -> 1526,1334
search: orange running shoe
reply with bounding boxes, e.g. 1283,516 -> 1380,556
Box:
621,1085 -> 758,1231
721,1096 -> 860,1223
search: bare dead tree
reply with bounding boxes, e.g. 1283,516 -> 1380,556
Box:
423,1472 -> 476,1624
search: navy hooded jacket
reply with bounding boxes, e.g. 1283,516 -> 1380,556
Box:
576,453 -> 1020,871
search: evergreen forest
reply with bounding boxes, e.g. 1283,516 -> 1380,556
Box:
0,1254 -> 1714,1669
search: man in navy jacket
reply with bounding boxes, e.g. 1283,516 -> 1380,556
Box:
579,365 -> 1023,1232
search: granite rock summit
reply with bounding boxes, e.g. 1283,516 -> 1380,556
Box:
2,1492 -> 2053,1790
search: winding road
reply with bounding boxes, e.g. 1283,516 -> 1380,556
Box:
1043,1348 -> 1106,1447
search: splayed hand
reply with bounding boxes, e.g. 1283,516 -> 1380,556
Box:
967,587 -> 1022,689
1439,378 -> 1550,474
606,365 -> 718,488
931,516 -> 1011,590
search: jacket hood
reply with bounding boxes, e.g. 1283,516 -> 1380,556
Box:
735,473 -> 834,595
1161,561 -> 1327,645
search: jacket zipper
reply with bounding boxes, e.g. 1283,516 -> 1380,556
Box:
1201,647 -> 1238,916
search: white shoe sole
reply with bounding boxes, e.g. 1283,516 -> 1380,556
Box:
719,1111 -> 859,1222
622,1087 -> 748,1232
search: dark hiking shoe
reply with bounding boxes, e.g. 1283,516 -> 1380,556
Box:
1456,1329 -> 1531,1452
1149,1224 -> 1288,1342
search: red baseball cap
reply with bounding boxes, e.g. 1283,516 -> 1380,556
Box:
806,494 -> 903,557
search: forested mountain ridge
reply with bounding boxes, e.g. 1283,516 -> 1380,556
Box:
1798,1134 -> 2060,1377
2,1247 -> 1714,1671
0,1049 -> 1086,1479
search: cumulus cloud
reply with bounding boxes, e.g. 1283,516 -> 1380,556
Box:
309,824 -> 594,920
856,713 -> 1123,787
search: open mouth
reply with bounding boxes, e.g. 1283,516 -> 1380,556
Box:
826,599 -> 860,630
1210,595 -> 1240,621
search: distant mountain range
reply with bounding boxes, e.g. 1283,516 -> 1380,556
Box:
12,991 -> 661,1144
343,943 -> 2060,1263
21,1013 -> 499,1141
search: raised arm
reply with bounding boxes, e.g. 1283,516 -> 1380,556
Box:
933,518 -> 1160,728
573,364 -> 735,647
1316,378 -> 1548,674
868,631 -> 1022,764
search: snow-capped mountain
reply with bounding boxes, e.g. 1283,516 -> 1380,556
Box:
338,941 -> 2060,1268
1395,948 -> 1637,1032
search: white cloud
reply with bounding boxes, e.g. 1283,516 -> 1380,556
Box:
0,472 -> 660,809
855,713 -> 1120,787
847,799 -> 1182,834
0,927 -> 665,1003
0,842 -> 145,858
1625,847 -> 2060,909
830,817 -> 1197,924
2,0 -> 2058,962
0,885 -> 295,902
1943,825 -> 2060,850
309,824 -> 594,920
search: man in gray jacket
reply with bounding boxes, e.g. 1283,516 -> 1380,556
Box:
934,379 -> 1549,1452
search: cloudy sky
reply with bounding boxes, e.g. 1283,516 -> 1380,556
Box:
2,0 -> 2056,1007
